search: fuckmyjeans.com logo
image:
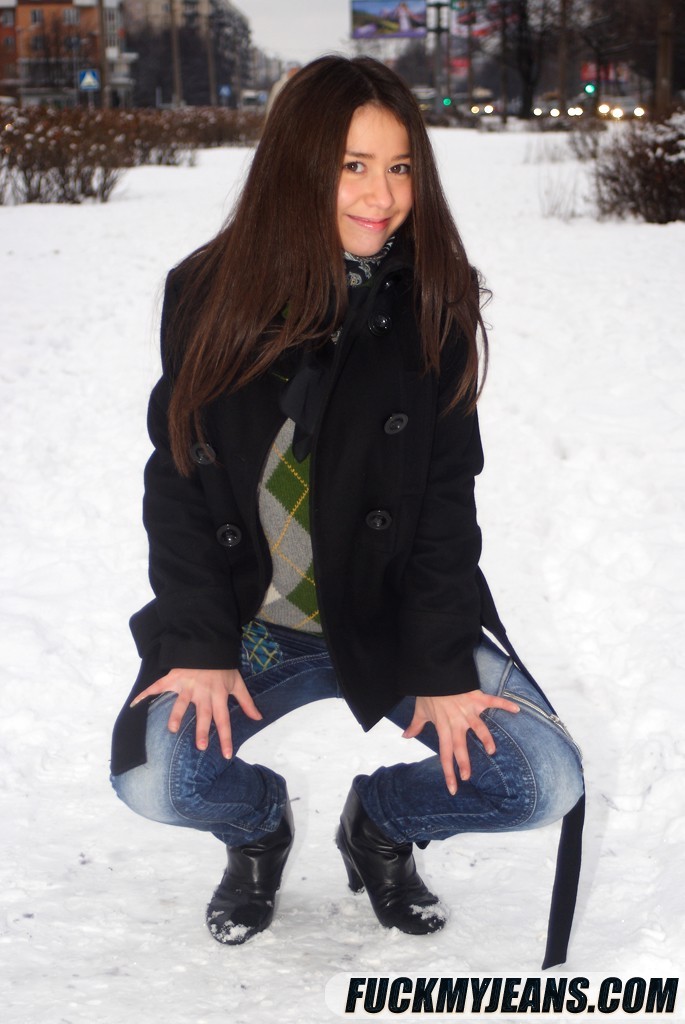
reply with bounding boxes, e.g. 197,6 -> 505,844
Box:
325,973 -> 680,1018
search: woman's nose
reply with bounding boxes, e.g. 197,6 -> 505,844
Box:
365,172 -> 393,208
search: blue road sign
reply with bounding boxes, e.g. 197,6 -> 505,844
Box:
79,69 -> 101,91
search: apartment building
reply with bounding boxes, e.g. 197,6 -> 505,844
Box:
0,0 -> 134,105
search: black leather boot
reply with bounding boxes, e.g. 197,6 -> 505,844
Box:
206,800 -> 294,945
336,787 -> 446,935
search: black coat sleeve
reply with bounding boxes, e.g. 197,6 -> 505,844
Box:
134,271 -> 243,670
395,338 -> 484,697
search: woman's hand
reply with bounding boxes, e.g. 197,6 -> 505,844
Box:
131,668 -> 262,760
403,690 -> 520,795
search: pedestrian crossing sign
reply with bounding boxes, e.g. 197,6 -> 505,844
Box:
79,69 -> 101,91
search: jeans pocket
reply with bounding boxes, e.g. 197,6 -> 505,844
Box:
240,619 -> 284,677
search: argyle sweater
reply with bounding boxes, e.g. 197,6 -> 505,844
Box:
255,241 -> 394,634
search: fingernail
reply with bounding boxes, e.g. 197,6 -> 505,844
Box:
130,698 -> 140,708
448,784 -> 457,795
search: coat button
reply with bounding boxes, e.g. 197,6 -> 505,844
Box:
216,523 -> 242,547
368,313 -> 393,336
383,275 -> 398,290
190,441 -> 216,465
384,413 -> 408,435
365,509 -> 392,531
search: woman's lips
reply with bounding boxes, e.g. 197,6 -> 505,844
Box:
348,215 -> 392,231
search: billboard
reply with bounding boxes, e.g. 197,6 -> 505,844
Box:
351,2 -> 427,40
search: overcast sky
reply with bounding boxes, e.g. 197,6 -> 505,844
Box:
245,1 -> 355,64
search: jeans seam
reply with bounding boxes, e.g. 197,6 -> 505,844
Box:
483,715 -> 538,828
166,714 -> 279,836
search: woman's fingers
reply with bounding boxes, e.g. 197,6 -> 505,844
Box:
487,694 -> 521,715
130,667 -> 259,759
467,711 -> 497,757
401,714 -> 424,741
436,722 -> 461,795
193,695 -> 213,750
230,676 -> 263,722
167,691 -> 192,734
211,692 -> 234,759
129,674 -> 174,708
407,690 -> 521,795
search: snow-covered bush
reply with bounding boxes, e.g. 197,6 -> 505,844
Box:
567,119 -> 607,162
595,113 -> 685,224
0,106 -> 263,204
0,108 -> 131,203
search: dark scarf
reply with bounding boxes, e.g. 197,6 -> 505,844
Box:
280,239 -> 395,462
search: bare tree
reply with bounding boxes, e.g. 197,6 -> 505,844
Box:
577,0 -> 684,111
466,0 -> 558,117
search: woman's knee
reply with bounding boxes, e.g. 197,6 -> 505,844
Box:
525,739 -> 584,828
110,693 -> 188,825
110,759 -> 178,824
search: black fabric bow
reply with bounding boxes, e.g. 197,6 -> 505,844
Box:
279,247 -> 394,462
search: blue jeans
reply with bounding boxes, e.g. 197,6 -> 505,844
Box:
111,622 -> 583,848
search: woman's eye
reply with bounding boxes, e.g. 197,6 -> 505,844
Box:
344,161 -> 364,173
390,163 -> 411,175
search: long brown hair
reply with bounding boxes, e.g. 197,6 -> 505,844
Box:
166,55 -> 488,474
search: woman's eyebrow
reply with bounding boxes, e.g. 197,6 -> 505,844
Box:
345,150 -> 412,160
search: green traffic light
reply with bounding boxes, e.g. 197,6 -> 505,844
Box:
443,97 -> 452,107
584,83 -> 596,95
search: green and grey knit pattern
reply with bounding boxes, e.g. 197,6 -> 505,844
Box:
256,419 -> 322,633
255,239 -> 396,635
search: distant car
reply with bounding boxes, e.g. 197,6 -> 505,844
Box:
572,93 -> 647,120
532,99 -> 564,119
593,96 -> 647,120
411,85 -> 435,111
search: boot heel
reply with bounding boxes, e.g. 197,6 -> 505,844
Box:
336,787 -> 446,935
335,825 -> 364,892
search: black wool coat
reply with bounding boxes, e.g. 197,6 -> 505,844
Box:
111,245 -> 508,776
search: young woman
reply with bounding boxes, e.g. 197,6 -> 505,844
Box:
110,55 -> 584,967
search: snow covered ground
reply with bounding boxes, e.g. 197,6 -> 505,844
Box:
2,125 -> 684,1023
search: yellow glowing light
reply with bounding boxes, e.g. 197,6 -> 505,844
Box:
533,107 -> 542,116
611,107 -> 623,119
634,106 -> 645,117
550,108 -> 560,117
483,104 -> 494,114
598,103 -> 610,115
471,105 -> 480,114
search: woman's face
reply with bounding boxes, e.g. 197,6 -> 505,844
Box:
337,104 -> 413,257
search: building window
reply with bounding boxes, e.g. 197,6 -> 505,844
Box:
1,10 -> 15,26
30,9 -> 44,25
31,34 -> 45,51
63,8 -> 80,25
4,36 -> 16,49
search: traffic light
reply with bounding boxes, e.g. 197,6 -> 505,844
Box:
442,96 -> 453,107
584,83 -> 596,95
